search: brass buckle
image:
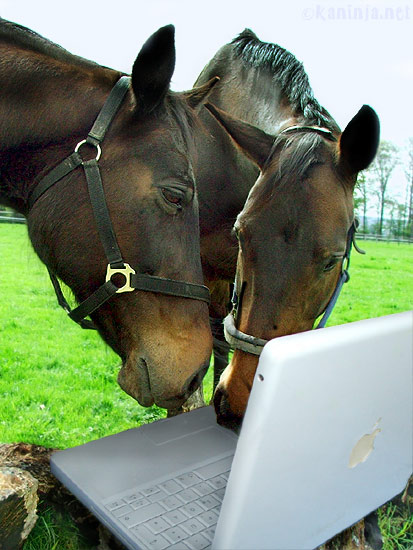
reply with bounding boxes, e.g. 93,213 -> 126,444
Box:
106,263 -> 135,293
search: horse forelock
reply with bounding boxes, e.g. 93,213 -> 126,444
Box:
241,132 -> 335,219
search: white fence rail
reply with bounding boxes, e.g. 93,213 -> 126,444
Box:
357,233 -> 413,244
0,214 -> 26,224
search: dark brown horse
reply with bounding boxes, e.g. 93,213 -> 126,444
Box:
0,19 -> 218,410
194,29 -> 379,425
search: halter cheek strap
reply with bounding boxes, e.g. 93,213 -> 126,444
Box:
28,76 -> 210,330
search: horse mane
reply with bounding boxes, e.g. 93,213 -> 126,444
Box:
231,29 -> 339,131
0,18 -> 101,70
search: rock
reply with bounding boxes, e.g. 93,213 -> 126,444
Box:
0,466 -> 39,549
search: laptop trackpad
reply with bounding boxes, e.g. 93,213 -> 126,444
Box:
140,405 -> 236,446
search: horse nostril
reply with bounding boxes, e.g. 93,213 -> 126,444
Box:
185,362 -> 209,397
213,387 -> 242,432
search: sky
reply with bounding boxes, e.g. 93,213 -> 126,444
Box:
1,0 -> 412,205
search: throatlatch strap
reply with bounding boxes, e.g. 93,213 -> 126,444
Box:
68,281 -> 119,324
28,152 -> 83,210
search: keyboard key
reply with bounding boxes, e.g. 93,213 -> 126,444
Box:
146,516 -> 171,534
123,492 -> 143,504
198,494 -> 220,511
159,479 -> 182,494
214,488 -> 226,501
131,497 -> 150,510
185,532 -> 210,550
163,525 -> 187,544
142,486 -> 162,497
177,488 -> 198,504
118,502 -> 164,528
168,544 -> 190,550
202,526 -> 216,542
180,517 -> 204,535
208,475 -> 227,490
104,499 -> 125,511
112,504 -> 133,518
195,456 -> 233,480
160,494 -> 182,511
198,508 -> 219,528
164,509 -> 188,526
148,488 -> 168,503
176,472 -> 201,488
192,482 -> 214,497
131,524 -> 168,550
181,502 -> 204,518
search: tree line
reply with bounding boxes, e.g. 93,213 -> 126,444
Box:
355,138 -> 413,239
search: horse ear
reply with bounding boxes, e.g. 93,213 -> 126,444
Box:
131,25 -> 175,115
183,77 -> 220,111
205,103 -> 274,168
338,105 -> 380,176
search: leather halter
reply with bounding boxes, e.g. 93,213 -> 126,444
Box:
224,125 -> 363,355
28,76 -> 210,330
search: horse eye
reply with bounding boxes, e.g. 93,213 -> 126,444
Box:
161,188 -> 183,208
323,257 -> 341,273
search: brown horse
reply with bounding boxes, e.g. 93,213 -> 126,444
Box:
194,29 -> 379,425
0,19 -> 218,410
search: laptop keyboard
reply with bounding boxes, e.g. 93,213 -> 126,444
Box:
103,455 -> 233,550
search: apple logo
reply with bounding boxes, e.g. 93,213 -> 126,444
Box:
348,418 -> 382,469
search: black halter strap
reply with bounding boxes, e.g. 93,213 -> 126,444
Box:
28,76 -> 210,330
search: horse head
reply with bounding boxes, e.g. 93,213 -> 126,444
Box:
2,23 -> 219,408
205,103 -> 380,426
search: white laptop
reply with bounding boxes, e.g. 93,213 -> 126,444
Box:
50,311 -> 413,550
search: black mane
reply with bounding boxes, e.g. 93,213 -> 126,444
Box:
232,29 -> 339,131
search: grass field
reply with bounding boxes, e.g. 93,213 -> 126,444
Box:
1,224 -> 412,549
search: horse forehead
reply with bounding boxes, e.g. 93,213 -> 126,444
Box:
117,122 -> 194,180
237,178 -> 351,252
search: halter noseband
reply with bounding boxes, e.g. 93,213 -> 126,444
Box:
28,76 -> 210,330
224,125 -> 363,355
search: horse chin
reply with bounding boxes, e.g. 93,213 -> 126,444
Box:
117,356 -> 194,409
117,357 -> 155,407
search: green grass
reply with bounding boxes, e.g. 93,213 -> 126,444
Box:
378,500 -> 413,550
1,224 -> 412,549
0,225 -> 213,450
22,507 -> 89,550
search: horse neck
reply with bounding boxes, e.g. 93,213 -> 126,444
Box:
198,46 -> 298,131
0,42 -> 120,211
195,54 -> 297,237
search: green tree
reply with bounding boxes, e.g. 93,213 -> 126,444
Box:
404,137 -> 413,238
354,171 -> 369,233
368,141 -> 399,235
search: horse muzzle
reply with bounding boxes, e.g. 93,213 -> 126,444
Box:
118,355 -> 210,409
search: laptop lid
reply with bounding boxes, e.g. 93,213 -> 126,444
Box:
213,311 -> 413,550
